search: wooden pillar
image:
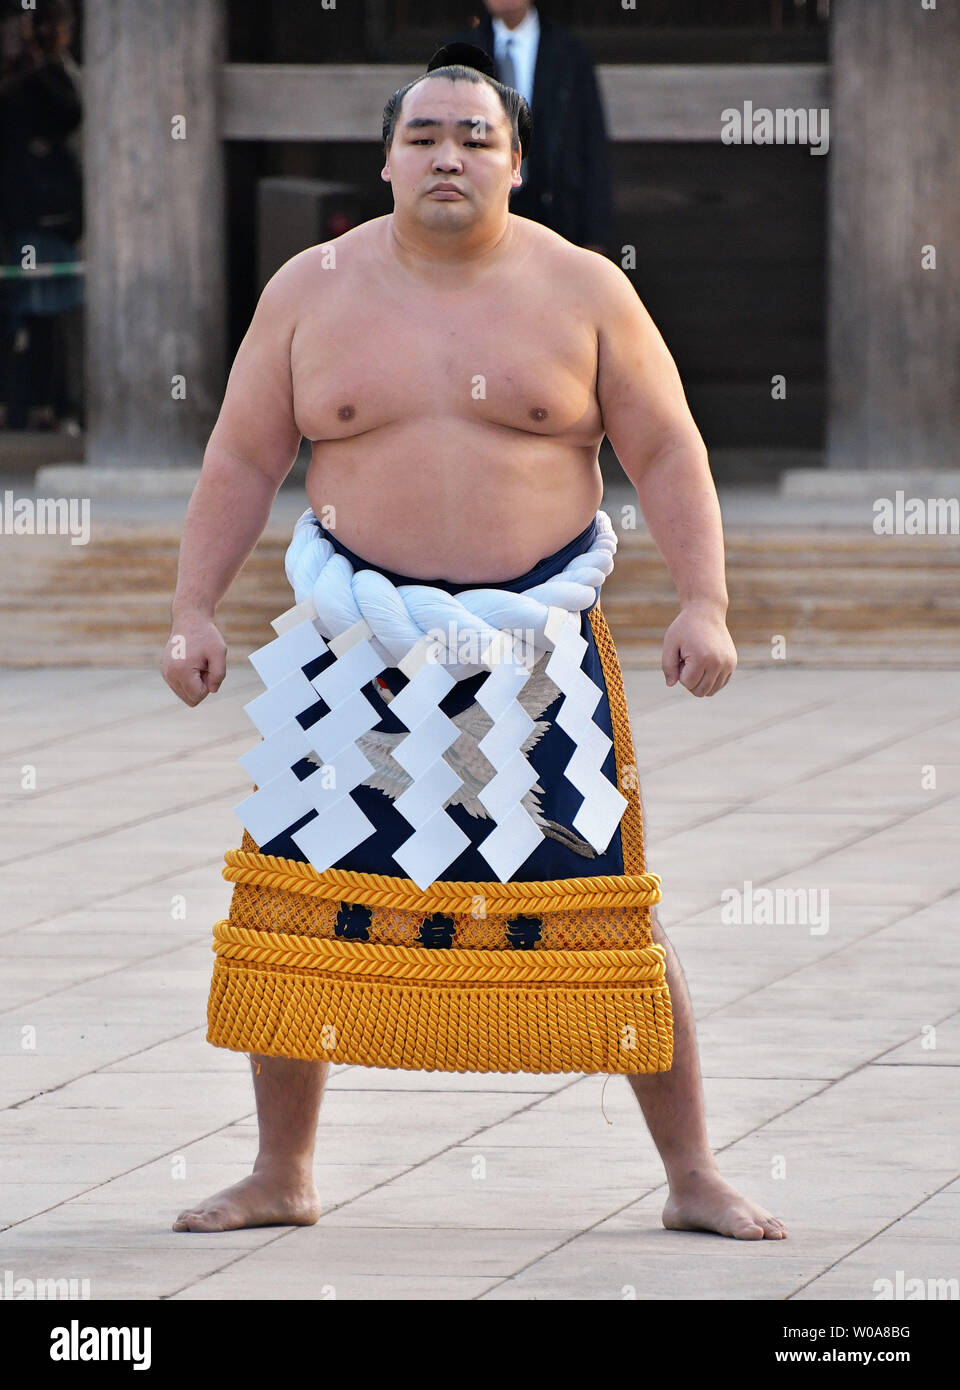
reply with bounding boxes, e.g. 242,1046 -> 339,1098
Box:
83,0 -> 225,470
826,0 -> 960,470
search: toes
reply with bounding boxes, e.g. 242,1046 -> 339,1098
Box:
192,1209 -> 231,1232
173,1207 -> 228,1233
733,1218 -> 766,1240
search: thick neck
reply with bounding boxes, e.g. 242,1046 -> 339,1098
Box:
385,208 -> 515,283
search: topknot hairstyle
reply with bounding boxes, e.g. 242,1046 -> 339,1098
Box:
381,42 -> 533,157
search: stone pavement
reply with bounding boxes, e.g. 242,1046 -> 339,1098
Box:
1,653 -> 958,1300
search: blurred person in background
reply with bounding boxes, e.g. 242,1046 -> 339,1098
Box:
0,0 -> 83,433
446,2 -> 613,255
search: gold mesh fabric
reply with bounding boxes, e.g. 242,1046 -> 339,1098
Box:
227,863 -> 653,951
206,603 -> 673,1073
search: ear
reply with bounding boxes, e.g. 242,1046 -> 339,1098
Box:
381,160 -> 391,184
510,151 -> 523,187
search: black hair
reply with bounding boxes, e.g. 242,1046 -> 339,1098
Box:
382,43 -> 533,158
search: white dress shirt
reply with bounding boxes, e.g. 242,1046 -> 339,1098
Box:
492,6 -> 540,109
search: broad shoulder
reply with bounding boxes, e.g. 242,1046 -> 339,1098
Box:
513,219 -> 637,317
257,219 -> 385,310
303,216 -> 388,265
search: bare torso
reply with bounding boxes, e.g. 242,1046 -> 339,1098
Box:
291,214 -> 605,583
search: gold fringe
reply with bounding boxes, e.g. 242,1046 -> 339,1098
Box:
207,954 -> 673,1075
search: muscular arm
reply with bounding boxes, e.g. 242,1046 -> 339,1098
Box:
592,256 -> 735,696
593,257 -> 727,612
164,260 -> 304,704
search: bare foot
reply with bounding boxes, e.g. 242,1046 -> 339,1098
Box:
172,1167 -> 322,1233
662,1168 -> 788,1240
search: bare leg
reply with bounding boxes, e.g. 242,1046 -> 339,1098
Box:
173,1054 -> 327,1232
626,914 -> 788,1240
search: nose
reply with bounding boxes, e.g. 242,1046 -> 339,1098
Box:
432,136 -> 463,173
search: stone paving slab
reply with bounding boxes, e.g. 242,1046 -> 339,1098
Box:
176,1270 -> 500,1302
793,1186 -> 960,1301
0,662 -> 957,1300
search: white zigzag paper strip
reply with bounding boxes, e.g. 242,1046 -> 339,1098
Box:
233,611 -> 388,867
475,630 -> 544,881
387,635 -> 470,891
290,617 -> 388,868
543,606 -> 628,854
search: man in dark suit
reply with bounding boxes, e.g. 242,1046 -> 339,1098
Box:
446,2 -> 614,255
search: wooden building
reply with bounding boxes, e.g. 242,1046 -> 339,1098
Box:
71,1 -> 958,490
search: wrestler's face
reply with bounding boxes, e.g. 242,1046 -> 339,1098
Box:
382,78 -> 522,227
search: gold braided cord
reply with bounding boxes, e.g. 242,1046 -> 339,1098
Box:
212,919 -> 668,984
207,960 -> 674,1074
222,850 -> 662,913
589,604 -> 647,876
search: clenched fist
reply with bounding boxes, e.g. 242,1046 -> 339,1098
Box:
661,600 -> 736,698
162,611 -> 227,707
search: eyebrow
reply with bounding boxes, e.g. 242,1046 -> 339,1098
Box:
403,117 -> 499,133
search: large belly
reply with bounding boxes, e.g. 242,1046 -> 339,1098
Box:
303,417 -> 604,583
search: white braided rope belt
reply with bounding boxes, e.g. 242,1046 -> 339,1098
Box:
233,507 -> 628,890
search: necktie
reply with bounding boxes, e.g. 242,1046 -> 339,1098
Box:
498,37 -> 517,90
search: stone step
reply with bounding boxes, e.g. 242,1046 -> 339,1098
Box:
1,525 -> 957,669
604,527 -> 960,667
